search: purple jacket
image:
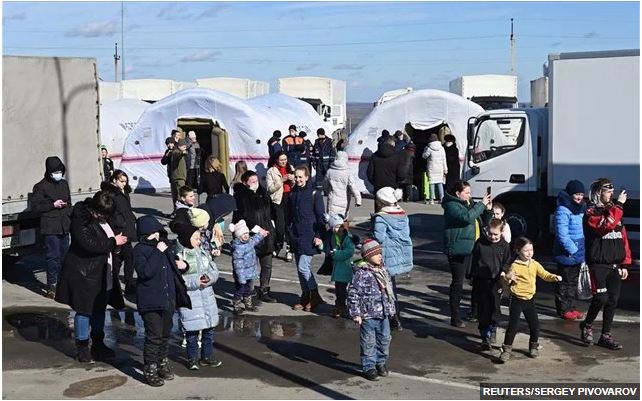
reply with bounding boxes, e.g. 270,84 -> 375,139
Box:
347,261 -> 396,320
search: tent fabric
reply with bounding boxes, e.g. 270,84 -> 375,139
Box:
120,88 -> 330,192
99,99 -> 150,163
344,89 -> 484,194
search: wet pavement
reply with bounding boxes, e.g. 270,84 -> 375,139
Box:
2,193 -> 639,399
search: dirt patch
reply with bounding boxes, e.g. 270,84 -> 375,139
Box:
62,375 -> 127,398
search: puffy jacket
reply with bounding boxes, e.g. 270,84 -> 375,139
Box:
232,184 -> 274,256
347,261 -> 396,319
398,147 -> 415,185
442,191 -> 490,256
422,141 -> 448,184
584,201 -> 632,266
553,191 -> 586,265
323,152 -> 362,216
330,230 -> 356,284
31,156 -> 72,235
100,181 -> 137,240
288,182 -> 325,255
366,143 -> 403,192
231,233 -> 265,284
372,206 -> 413,276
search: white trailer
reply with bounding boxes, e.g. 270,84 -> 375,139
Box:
449,74 -> 518,110
530,76 -> 548,108
196,77 -> 270,99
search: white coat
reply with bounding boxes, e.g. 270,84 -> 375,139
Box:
323,151 -> 362,217
422,141 -> 448,184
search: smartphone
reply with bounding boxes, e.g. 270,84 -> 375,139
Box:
621,187 -> 627,193
486,186 -> 492,196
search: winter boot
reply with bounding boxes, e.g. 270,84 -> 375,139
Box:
305,289 -> 324,312
579,321 -> 594,346
144,362 -> 165,387
90,332 -> 116,360
252,287 -> 263,307
499,345 -> 512,363
598,332 -> 623,350
292,290 -> 311,311
243,297 -> 258,312
259,286 -> 277,303
529,342 -> 540,358
232,299 -> 245,315
75,339 -> 94,364
158,357 -> 174,380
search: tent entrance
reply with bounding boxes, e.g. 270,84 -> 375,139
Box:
405,122 -> 450,201
177,118 -> 230,180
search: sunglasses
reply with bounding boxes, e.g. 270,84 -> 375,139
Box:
601,184 -> 614,190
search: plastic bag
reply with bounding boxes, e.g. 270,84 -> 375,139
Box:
577,262 -> 592,300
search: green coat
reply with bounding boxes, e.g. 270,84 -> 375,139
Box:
330,231 -> 356,283
170,149 -> 187,183
442,192 -> 490,256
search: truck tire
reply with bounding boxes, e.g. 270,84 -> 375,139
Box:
505,204 -> 539,240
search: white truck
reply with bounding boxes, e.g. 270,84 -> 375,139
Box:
450,74 -> 518,110
2,56 -> 102,255
462,50 -> 639,259
278,76 -> 347,133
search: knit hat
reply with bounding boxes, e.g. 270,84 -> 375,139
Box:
229,219 -> 261,238
289,124 -> 297,131
376,187 -> 403,206
189,207 -> 210,228
565,180 -> 586,195
177,138 -> 187,147
361,239 -> 383,259
325,213 -> 345,229
298,131 -> 307,138
174,223 -> 199,249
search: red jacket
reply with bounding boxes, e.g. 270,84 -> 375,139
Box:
584,202 -> 632,266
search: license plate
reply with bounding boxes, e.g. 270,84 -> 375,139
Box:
2,236 -> 19,249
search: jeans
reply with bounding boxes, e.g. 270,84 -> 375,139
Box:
430,183 -> 444,202
113,242 -> 134,285
473,278 -> 501,338
295,254 -> 317,291
360,317 -> 391,371
186,327 -> 215,360
44,234 -> 70,286
141,303 -> 175,364
584,264 -> 622,334
503,296 -> 540,346
448,254 -> 472,323
259,254 -> 273,289
74,291 -> 110,341
554,263 -> 581,315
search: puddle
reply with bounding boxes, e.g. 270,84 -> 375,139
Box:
62,375 -> 127,398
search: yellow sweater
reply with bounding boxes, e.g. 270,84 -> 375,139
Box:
505,259 -> 558,300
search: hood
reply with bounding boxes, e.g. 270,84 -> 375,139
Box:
375,143 -> 396,158
376,210 -> 408,230
429,141 -> 443,151
44,156 -> 66,178
557,191 -> 586,214
136,215 -> 167,238
175,200 -> 191,210
203,194 -> 237,221
331,151 -> 349,169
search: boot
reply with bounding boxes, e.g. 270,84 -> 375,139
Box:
259,286 -> 277,303
46,283 -> 56,299
144,362 -> 165,387
243,297 -> 258,312
76,339 -> 94,363
305,289 -> 324,312
579,321 -> 594,346
529,342 -> 540,358
232,299 -> 245,315
252,287 -> 263,307
292,290 -> 311,311
598,332 -> 623,350
91,332 -> 116,360
499,345 -> 512,363
158,357 -> 174,380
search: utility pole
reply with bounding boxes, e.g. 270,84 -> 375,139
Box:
510,18 -> 515,74
113,43 -> 120,82
121,1 -> 125,81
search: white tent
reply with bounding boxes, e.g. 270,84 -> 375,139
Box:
344,89 -> 484,193
99,81 -> 121,103
99,99 -> 151,164
120,88 -> 331,191
121,79 -> 175,102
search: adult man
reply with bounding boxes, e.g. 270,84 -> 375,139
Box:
367,137 -> 404,212
267,130 -> 282,159
100,146 -> 114,182
313,128 -> 335,189
298,131 -> 314,173
31,156 -> 72,298
160,137 -> 176,211
170,139 -> 188,214
185,131 -> 201,191
394,130 -> 410,152
282,124 -> 305,168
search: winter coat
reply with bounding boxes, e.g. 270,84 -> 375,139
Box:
31,156 -> 72,235
55,199 -> 125,315
175,243 -> 220,332
232,184 -> 275,256
100,182 -> 137,240
170,149 -> 187,183
442,192 -> 491,256
323,152 -> 362,216
288,182 -> 325,255
267,137 -> 282,158
330,231 -> 356,283
231,233 -> 265,284
422,141 -> 448,184
169,201 -> 192,233
506,259 -> 558,301
199,171 -> 229,197
102,157 -> 114,181
584,201 -> 632,266
398,148 -> 415,185
133,216 -> 191,313
347,261 -> 396,319
366,143 -> 403,192
372,206 -> 413,276
553,191 -> 586,266
444,143 -> 460,188
471,237 -> 513,279
313,137 -> 336,165
266,165 -> 294,205
160,149 -> 172,178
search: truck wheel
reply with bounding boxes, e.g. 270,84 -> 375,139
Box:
505,205 -> 539,240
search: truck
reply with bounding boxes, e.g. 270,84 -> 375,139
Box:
530,76 -> 548,108
449,74 -> 518,110
2,56 -> 102,255
462,50 -> 639,260
196,77 -> 270,99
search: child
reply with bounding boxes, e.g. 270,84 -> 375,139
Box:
133,216 -> 191,387
169,185 -> 197,232
491,202 -> 512,243
173,223 -> 222,370
499,237 -> 562,362
325,213 -> 356,318
471,218 -> 513,350
189,207 -> 221,257
229,219 -> 269,315
348,239 -> 396,381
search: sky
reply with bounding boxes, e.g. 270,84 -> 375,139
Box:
3,1 -> 640,102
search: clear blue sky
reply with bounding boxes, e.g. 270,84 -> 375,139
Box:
3,1 -> 639,102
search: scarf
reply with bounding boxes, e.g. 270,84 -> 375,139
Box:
99,222 -> 115,292
370,264 -> 395,304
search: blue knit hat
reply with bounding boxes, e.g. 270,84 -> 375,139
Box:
565,180 -> 585,195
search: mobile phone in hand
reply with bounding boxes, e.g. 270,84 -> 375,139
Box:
486,186 -> 492,196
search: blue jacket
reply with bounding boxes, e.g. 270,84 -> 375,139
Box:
231,233 -> 265,284
288,182 -> 325,255
553,191 -> 586,266
347,261 -> 396,320
372,206 -> 413,276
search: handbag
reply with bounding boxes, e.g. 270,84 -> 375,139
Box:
577,262 -> 592,300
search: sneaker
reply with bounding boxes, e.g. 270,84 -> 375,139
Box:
180,336 -> 187,348
562,311 -> 577,320
450,319 -> 466,328
363,369 -> 379,381
285,252 -> 293,262
571,310 -> 585,319
376,364 -> 389,377
579,321 -> 594,346
499,345 -> 512,363
480,338 -> 492,351
597,332 -> 622,350
45,284 -> 56,299
200,358 -> 223,367
187,359 -> 199,370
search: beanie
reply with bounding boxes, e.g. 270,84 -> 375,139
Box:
177,138 -> 187,147
174,223 -> 199,249
289,124 -> 297,131
325,213 -> 345,229
273,130 -> 282,138
361,238 -> 383,259
189,207 -> 210,228
229,219 -> 260,238
298,131 -> 307,138
565,180 -> 586,196
317,128 -> 325,136
376,187 -> 403,206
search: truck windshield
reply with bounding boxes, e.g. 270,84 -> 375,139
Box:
471,118 -> 525,163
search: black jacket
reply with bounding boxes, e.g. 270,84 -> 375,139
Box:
102,157 -> 114,181
471,237 -> 513,279
398,148 -> 415,185
366,143 -> 403,192
232,183 -> 275,256
100,181 -> 137,240
55,199 -> 125,314
31,156 -> 72,235
134,216 -> 191,312
160,148 -> 172,179
199,171 -> 229,197
444,144 -> 460,189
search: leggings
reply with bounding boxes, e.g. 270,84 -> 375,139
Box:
503,296 -> 540,346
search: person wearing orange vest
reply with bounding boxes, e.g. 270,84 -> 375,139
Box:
282,124 -> 306,168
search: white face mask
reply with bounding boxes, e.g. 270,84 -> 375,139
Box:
51,172 -> 63,181
249,183 -> 259,192
445,141 -> 453,147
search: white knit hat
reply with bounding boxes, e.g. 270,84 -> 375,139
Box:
324,213 -> 345,229
376,187 -> 403,206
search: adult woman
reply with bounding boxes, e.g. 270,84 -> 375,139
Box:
266,151 -> 295,262
101,170 -> 137,295
232,161 -> 248,187
55,191 -> 128,362
232,170 -> 277,303
422,134 -> 448,204
553,179 -> 587,320
443,134 -> 461,192
199,156 -> 229,199
288,166 -> 326,312
442,180 -> 492,327
323,151 -> 362,217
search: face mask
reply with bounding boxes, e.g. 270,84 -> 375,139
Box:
445,142 -> 453,147
249,183 -> 259,192
51,172 -> 63,181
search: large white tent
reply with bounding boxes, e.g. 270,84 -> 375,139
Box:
120,88 -> 331,192
344,89 -> 484,193
99,99 -> 151,164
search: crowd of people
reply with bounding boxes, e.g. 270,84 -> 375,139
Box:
34,124 -> 632,385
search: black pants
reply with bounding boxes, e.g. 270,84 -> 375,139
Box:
402,183 -> 413,202
259,254 -> 273,289
335,282 -> 348,307
585,264 -> 622,334
554,263 -> 581,315
315,161 -> 331,188
113,242 -> 134,285
186,169 -> 199,190
272,193 -> 290,252
448,254 -> 472,323
503,296 -> 539,346
141,303 -> 175,364
473,277 -> 501,334
391,276 -> 400,316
